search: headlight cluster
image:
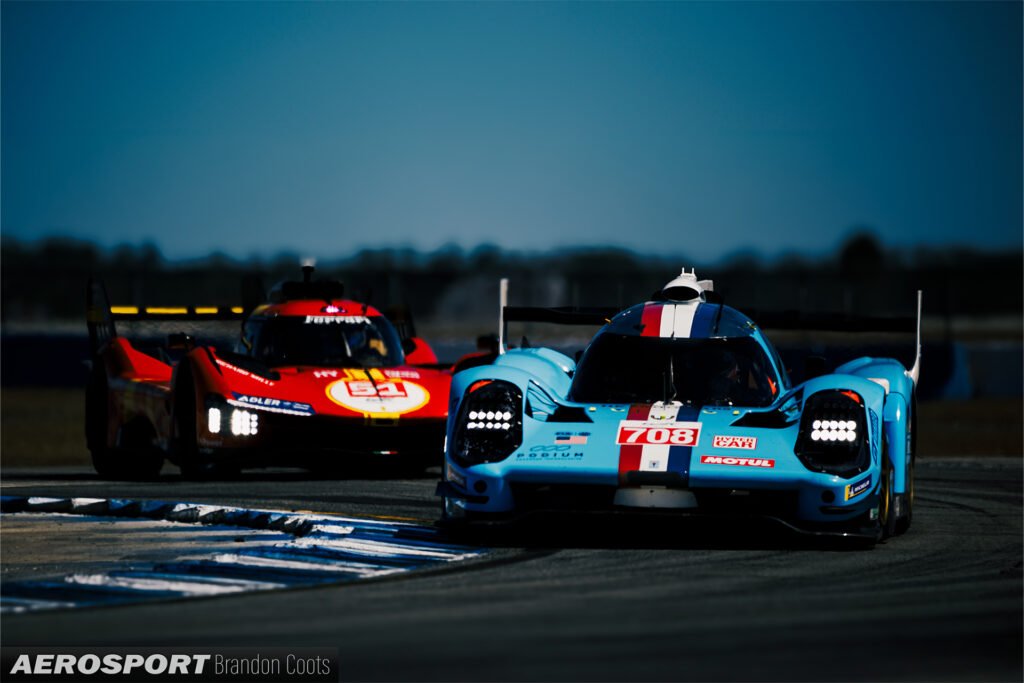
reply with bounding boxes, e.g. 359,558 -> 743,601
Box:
229,409 -> 259,436
795,390 -> 868,477
206,402 -> 259,438
466,410 -> 514,431
811,419 -> 857,442
452,380 -> 523,467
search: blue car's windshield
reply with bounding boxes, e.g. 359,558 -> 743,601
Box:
569,334 -> 777,407
238,315 -> 404,368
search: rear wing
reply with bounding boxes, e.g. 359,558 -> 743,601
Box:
86,277 -> 245,355
749,311 -> 914,333
107,305 -> 245,321
750,291 -> 923,384
496,277 -> 923,385
503,306 -> 620,326
497,278 -> 618,353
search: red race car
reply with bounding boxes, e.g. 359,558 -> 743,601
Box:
85,267 -> 451,478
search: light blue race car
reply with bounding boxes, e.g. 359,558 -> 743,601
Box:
437,270 -> 922,543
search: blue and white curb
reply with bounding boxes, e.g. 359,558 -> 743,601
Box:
0,496 -> 485,613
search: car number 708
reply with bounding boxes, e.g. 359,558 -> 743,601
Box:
615,420 -> 702,446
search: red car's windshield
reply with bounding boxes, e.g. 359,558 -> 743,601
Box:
238,315 -> 405,368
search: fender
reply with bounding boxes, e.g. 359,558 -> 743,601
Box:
836,357 -> 915,404
883,392 -> 909,495
448,359 -> 571,447
492,348 -> 575,395
167,356 -> 205,454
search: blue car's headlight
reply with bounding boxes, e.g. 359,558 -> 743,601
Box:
795,390 -> 869,477
451,380 -> 523,467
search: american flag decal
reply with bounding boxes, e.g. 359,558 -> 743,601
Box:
555,433 -> 588,445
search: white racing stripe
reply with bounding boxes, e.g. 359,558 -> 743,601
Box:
639,445 -> 671,472
672,303 -> 698,338
656,303 -> 700,339
639,402 -> 682,471
659,305 -> 676,338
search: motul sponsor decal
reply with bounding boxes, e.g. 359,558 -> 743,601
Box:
712,435 -> 757,450
699,455 -> 775,468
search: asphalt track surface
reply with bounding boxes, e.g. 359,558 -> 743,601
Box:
1,458 -> 1021,682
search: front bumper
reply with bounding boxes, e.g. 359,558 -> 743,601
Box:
198,412 -> 446,467
436,480 -> 881,540
439,458 -> 880,527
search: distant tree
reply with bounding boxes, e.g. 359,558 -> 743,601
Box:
469,243 -> 502,271
839,231 -> 884,282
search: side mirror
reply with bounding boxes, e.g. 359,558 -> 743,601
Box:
804,355 -> 828,381
404,337 -> 439,366
168,333 -> 195,351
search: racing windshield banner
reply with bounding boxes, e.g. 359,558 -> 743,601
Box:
2,648 -> 338,682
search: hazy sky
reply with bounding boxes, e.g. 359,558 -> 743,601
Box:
3,1 -> 1021,261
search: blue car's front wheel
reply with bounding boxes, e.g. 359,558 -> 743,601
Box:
895,397 -> 916,535
879,455 -> 898,539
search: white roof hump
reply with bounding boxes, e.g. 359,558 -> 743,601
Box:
661,268 -> 714,302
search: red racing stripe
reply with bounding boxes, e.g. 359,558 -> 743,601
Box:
619,403 -> 652,483
627,404 -> 650,420
640,303 -> 663,337
618,445 -> 642,483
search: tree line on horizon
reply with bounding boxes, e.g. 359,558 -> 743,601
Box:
1,234 -> 1020,325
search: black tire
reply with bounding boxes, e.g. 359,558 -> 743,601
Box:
85,365 -> 115,476
893,462 -> 914,536
438,497 -> 483,544
879,454 -> 898,539
895,396 -> 917,535
170,362 -> 211,479
177,446 -> 217,480
172,380 -> 237,480
171,370 -> 212,479
90,448 -> 119,479
87,365 -> 162,479
439,492 -> 479,527
93,420 -> 163,480
175,409 -> 223,480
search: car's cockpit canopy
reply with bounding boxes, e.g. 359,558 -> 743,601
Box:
569,333 -> 779,407
237,313 -> 404,368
